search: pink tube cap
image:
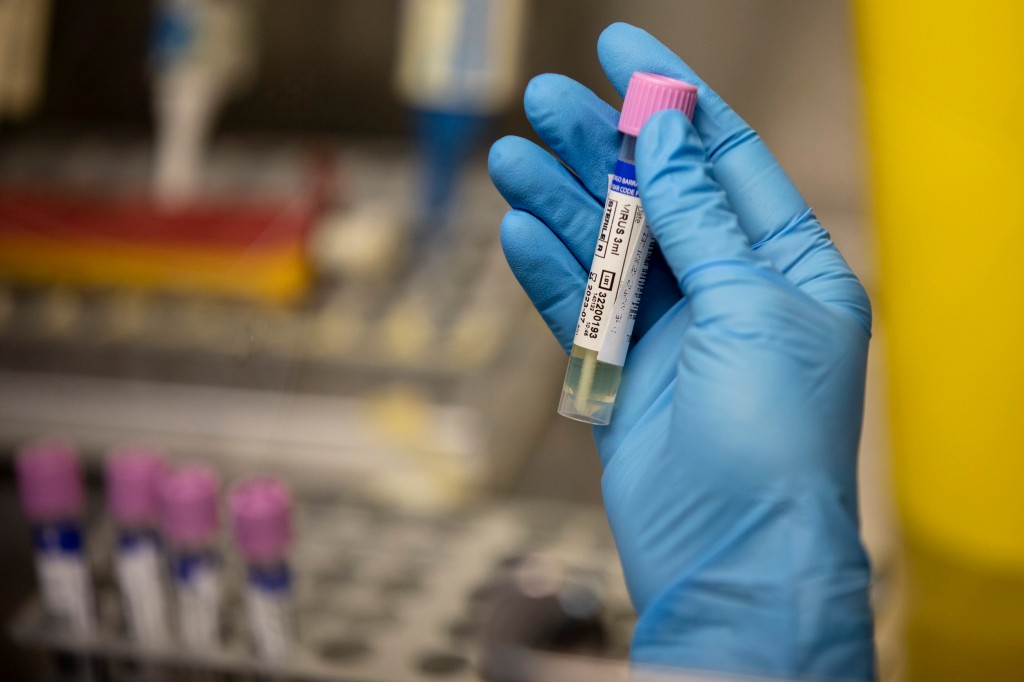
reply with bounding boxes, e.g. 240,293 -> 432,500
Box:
230,477 -> 292,562
15,440 -> 84,522
617,72 -> 698,136
159,465 -> 219,547
106,448 -> 167,526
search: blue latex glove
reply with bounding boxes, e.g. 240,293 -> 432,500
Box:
489,23 -> 875,681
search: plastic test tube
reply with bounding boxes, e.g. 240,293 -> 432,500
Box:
159,465 -> 222,651
15,441 -> 97,636
395,0 -> 526,237
558,72 -> 698,425
230,477 -> 294,661
106,448 -> 172,646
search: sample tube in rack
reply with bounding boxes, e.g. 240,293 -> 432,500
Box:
230,477 -> 295,661
106,448 -> 172,646
558,73 -> 697,425
15,441 -> 97,636
159,465 -> 222,651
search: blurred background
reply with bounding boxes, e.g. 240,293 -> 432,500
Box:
1,1 -> 1021,681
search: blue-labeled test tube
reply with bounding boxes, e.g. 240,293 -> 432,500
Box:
395,0 -> 526,238
230,477 -> 295,661
558,72 -> 697,425
106,447 -> 172,646
159,465 -> 222,651
15,440 -> 97,636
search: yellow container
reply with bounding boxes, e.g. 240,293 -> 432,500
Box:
853,2 -> 1024,679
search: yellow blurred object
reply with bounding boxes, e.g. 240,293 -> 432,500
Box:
854,1 -> 1024,679
904,540 -> 1024,680
0,237 -> 308,304
0,188 -> 316,304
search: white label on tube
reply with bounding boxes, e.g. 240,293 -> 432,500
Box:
116,540 -> 171,645
36,553 -> 95,635
247,587 -> 293,660
572,161 -> 653,367
177,562 -> 222,650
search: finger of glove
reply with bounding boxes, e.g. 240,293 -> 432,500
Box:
490,135 -> 684,341
499,210 -> 586,353
636,110 -> 763,290
597,23 -> 846,281
594,296 -> 692,464
523,73 -> 622,201
489,135 -> 604,269
754,211 -> 872,334
634,245 -> 683,343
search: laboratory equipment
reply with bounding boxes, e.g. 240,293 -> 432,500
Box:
11,486 -> 635,681
395,0 -> 526,237
558,72 -> 696,425
159,464 -> 223,652
0,138 -> 558,506
106,447 -> 172,646
474,553 -> 607,681
0,0 -> 52,122
0,156 -> 324,304
14,440 -> 97,637
230,476 -> 295,661
151,0 -> 256,205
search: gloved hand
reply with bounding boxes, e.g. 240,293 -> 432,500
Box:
489,23 -> 875,681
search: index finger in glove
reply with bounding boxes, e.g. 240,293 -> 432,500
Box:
523,73 -> 622,202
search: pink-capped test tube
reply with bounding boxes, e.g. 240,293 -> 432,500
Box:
15,440 -> 97,636
159,465 -> 222,651
230,477 -> 295,661
558,72 -> 698,425
106,447 -> 171,646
